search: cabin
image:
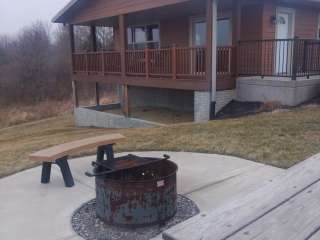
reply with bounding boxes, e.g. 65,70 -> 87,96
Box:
53,0 -> 320,126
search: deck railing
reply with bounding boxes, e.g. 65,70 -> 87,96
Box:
124,47 -> 207,79
72,46 -> 235,79
238,38 -> 320,79
73,51 -> 121,75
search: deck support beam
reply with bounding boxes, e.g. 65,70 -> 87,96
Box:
119,14 -> 130,117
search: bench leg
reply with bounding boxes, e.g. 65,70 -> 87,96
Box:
104,145 -> 114,161
56,157 -> 74,188
41,162 -> 52,184
96,144 -> 114,162
97,146 -> 105,162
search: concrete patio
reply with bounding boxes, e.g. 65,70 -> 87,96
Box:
0,152 -> 283,240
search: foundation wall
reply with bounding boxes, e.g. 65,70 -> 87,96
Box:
236,77 -> 320,106
216,90 -> 236,113
128,86 -> 194,112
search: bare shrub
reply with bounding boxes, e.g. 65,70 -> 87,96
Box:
0,100 -> 73,128
0,21 -> 72,106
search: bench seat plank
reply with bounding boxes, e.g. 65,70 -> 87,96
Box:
29,133 -> 125,162
163,153 -> 320,240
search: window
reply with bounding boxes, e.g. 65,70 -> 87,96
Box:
217,18 -> 232,46
318,14 -> 320,39
192,20 -> 206,46
127,24 -> 160,49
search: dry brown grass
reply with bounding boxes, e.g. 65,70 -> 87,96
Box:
0,100 -> 73,128
1,105 -> 320,178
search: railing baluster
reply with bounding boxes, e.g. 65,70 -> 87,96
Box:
172,46 -> 177,80
101,51 -> 105,75
85,53 -> 89,75
145,48 -> 149,79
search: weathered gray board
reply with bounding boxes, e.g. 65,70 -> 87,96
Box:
163,153 -> 320,240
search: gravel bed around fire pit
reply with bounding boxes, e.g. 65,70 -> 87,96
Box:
71,195 -> 199,240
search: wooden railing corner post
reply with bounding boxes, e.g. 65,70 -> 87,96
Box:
145,47 -> 150,79
172,45 -> 177,80
101,51 -> 105,75
85,52 -> 89,75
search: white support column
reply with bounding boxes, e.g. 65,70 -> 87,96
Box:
211,0 -> 218,104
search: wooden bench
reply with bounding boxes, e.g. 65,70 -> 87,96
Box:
29,134 -> 126,188
163,153 -> 320,240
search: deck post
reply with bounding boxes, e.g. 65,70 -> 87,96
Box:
90,25 -> 97,52
145,48 -> 150,79
68,24 -> 75,73
172,46 -> 177,80
292,37 -> 299,80
119,14 -> 130,117
206,0 -> 217,119
72,80 -> 79,108
232,0 -> 241,77
95,82 -> 100,106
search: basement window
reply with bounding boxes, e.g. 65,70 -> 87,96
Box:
127,24 -> 160,49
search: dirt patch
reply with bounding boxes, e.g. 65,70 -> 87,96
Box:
106,107 -> 194,124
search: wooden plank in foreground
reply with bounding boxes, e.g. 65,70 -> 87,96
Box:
163,153 -> 320,240
227,179 -> 320,240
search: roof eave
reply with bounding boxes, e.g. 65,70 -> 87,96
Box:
52,0 -> 80,23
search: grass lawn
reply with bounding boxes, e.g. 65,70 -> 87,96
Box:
1,105 -> 320,178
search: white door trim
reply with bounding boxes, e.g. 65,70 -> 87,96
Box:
275,7 -> 295,39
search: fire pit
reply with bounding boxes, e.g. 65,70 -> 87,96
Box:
86,154 -> 178,227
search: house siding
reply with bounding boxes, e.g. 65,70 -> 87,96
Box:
240,3 -> 263,41
294,6 -> 318,39
261,1 -> 319,39
160,17 -> 190,47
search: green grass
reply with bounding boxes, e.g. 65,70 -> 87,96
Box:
1,106 -> 320,178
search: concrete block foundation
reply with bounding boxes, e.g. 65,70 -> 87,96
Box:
194,91 -> 211,122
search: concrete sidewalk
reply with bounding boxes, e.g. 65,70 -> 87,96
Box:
0,152 -> 284,240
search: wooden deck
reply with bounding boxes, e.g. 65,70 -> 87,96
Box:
163,153 -> 320,240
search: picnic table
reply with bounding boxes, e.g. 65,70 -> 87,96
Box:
163,153 -> 320,240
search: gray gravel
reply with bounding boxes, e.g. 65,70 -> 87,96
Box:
71,195 -> 199,240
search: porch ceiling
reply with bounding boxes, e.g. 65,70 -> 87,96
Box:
278,0 -> 320,7
88,0 -> 206,27
53,0 -> 234,25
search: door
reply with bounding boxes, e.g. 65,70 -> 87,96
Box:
275,8 -> 295,74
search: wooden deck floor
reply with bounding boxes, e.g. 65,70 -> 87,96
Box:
163,153 -> 320,240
